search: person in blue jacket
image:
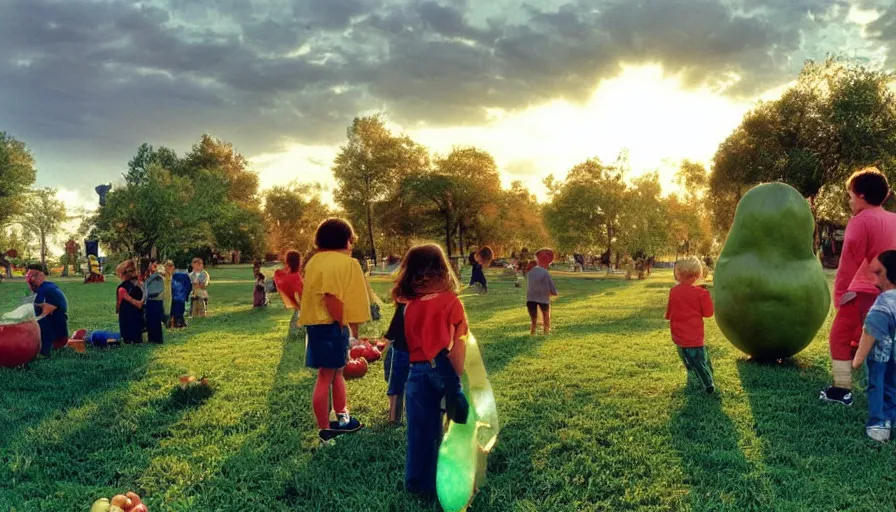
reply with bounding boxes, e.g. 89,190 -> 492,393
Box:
170,269 -> 192,329
25,265 -> 69,357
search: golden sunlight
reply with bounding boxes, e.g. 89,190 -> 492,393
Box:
250,64 -> 788,204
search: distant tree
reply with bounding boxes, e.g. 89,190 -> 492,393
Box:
15,188 -> 69,267
0,132 -> 38,227
264,183 -> 330,254
332,116 -> 429,262
544,155 -> 628,259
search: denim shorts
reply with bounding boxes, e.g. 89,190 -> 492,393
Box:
384,346 -> 410,396
305,323 -> 349,369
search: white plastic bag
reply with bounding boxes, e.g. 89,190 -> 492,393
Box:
0,303 -> 37,326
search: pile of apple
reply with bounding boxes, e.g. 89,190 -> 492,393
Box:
91,492 -> 148,512
344,338 -> 388,380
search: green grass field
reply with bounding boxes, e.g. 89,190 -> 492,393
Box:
1,266 -> 894,511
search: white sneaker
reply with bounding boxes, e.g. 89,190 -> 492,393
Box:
866,425 -> 891,443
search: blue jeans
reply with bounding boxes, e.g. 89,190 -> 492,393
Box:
385,347 -> 410,396
866,357 -> 896,428
405,363 -> 445,494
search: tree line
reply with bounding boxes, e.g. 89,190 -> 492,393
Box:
1,57 -> 892,269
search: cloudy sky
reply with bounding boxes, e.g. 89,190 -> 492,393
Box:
2,0 -> 893,213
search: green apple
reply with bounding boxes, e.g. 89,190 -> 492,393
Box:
90,499 -> 111,512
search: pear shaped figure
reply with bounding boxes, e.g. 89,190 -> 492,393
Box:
714,182 -> 831,359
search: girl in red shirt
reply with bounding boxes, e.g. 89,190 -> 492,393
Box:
273,250 -> 304,337
665,256 -> 716,393
392,244 -> 470,498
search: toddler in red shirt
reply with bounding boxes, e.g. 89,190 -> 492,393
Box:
665,256 -> 716,393
393,243 -> 470,498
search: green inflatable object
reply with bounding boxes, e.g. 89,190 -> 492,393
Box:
714,182 -> 831,359
436,331 -> 500,512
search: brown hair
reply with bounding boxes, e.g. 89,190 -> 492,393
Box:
476,246 -> 494,264
392,244 -> 460,301
848,167 -> 890,206
314,218 -> 356,250
285,250 -> 302,273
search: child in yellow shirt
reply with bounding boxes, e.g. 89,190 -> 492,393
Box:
300,218 -> 371,444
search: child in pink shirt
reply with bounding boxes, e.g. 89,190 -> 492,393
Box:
822,168 -> 896,406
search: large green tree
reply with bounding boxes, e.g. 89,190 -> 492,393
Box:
332,116 -> 429,262
0,132 -> 38,227
616,173 -> 671,258
15,188 -> 69,267
669,161 -> 714,257
93,165 -> 211,258
264,183 -> 330,254
544,156 -> 628,257
435,147 -> 503,256
710,58 -> 896,235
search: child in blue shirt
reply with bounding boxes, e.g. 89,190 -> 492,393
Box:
853,250 -> 896,442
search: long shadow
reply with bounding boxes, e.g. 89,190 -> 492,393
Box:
174,330 -> 437,511
156,333 -> 320,510
0,342 -> 156,455
668,388 -> 768,511
735,357 -> 896,510
0,343 -> 195,509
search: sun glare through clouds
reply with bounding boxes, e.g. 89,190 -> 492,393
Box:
251,64 -> 787,204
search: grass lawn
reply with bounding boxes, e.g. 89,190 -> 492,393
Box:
1,266 -> 895,511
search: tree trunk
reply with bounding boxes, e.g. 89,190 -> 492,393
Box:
458,223 -> 465,259
444,215 -> 453,258
809,194 -> 820,256
40,230 -> 47,268
366,200 -> 377,263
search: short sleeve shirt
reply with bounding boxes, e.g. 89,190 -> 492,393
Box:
405,292 -> 466,362
35,281 -> 68,342
864,290 -> 896,363
273,269 -> 304,310
665,284 -> 714,348
385,302 -> 409,352
300,251 -> 370,326
526,266 -> 558,304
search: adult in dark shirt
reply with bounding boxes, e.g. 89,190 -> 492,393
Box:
25,265 -> 69,356
116,261 -> 145,344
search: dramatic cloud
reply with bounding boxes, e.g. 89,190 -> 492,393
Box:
0,0 -> 884,193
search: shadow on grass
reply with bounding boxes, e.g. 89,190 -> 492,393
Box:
0,343 -> 200,509
732,357 -> 872,510
0,343 -> 156,455
668,387 -> 771,511
181,332 -> 436,511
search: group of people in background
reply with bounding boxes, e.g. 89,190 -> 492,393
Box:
113,257 -> 210,345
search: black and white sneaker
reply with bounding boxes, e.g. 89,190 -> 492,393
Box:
819,386 -> 854,406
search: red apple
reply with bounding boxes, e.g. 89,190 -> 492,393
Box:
0,319 -> 40,368
344,357 -> 369,379
349,346 -> 366,360
363,346 -> 381,362
376,340 -> 387,352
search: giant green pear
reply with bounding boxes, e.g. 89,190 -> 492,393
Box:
714,182 -> 830,359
